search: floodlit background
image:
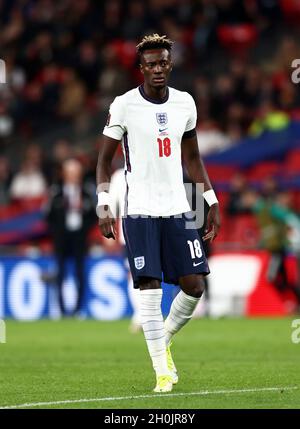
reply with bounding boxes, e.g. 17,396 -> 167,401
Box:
1,0 -> 300,320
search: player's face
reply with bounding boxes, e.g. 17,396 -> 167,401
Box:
140,49 -> 173,89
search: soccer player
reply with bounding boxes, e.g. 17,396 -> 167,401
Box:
96,34 -> 220,393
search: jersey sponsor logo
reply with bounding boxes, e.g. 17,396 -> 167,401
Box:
159,127 -> 168,132
156,112 -> 168,126
134,256 -> 145,270
193,261 -> 203,267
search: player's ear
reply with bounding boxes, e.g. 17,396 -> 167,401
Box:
140,63 -> 144,74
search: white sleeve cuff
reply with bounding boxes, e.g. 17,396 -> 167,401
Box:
103,125 -> 124,141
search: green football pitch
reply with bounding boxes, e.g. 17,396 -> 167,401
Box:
0,318 -> 299,409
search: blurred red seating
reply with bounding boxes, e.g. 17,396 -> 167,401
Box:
290,109 -> 300,121
109,40 -> 136,69
246,161 -> 281,181
205,164 -> 237,182
281,0 -> 300,24
213,213 -> 260,250
291,190 -> 300,211
0,196 -> 47,220
217,24 -> 258,55
284,148 -> 300,176
216,191 -> 230,213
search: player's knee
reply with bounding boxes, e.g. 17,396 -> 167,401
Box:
181,275 -> 205,298
179,274 -> 205,298
191,279 -> 205,298
138,277 -> 161,290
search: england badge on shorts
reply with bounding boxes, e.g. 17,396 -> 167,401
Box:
156,112 -> 168,125
134,256 -> 145,270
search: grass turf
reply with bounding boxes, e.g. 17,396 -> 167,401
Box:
0,318 -> 299,409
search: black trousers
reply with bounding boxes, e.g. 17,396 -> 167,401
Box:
53,230 -> 87,315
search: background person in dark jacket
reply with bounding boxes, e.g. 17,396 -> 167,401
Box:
46,158 -> 96,316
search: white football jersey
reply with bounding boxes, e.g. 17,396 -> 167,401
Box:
103,85 -> 197,216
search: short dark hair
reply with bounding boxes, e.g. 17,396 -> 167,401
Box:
136,33 -> 173,56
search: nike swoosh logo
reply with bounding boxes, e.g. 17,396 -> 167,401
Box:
193,261 -> 204,267
159,127 -> 168,132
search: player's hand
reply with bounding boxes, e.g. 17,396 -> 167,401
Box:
98,205 -> 117,240
202,203 -> 221,243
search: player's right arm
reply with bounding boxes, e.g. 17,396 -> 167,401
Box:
96,96 -> 126,239
96,136 -> 120,239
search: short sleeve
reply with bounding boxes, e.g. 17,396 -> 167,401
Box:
185,94 -> 197,132
103,96 -> 126,140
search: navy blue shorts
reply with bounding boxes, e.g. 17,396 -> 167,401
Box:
122,213 -> 210,288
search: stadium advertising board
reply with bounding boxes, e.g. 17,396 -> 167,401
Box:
0,256 -> 178,320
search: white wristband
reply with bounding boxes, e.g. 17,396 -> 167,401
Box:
203,189 -> 218,207
97,191 -> 111,207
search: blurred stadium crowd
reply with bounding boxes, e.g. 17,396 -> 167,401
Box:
1,1 -> 300,152
0,0 -> 300,263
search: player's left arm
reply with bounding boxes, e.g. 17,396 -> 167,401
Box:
182,132 -> 221,242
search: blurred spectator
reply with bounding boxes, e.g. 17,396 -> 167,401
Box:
53,139 -> 73,163
21,31 -> 56,82
0,155 -> 12,205
23,82 -> 45,134
160,16 -> 187,67
275,80 -> 300,112
0,6 -> 24,46
39,63 -> 61,121
45,158 -> 97,317
196,120 -> 232,156
211,74 -> 235,128
10,144 -> 47,200
45,138 -> 73,184
0,103 -> 13,138
102,0 -> 122,40
192,1 -> 217,60
122,0 -> 146,40
215,0 -> 253,24
237,65 -> 263,110
253,189 -> 300,311
270,36 -> 300,75
226,172 -> 253,215
276,191 -> 300,310
58,68 -> 86,119
76,41 -> 101,93
0,0 -> 299,150
249,100 -> 290,137
98,44 -> 131,110
261,176 -> 279,200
